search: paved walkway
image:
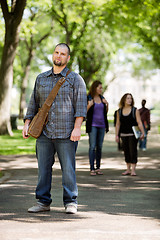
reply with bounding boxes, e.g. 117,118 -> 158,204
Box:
0,122 -> 160,240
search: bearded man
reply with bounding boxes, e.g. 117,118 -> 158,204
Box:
22,43 -> 87,214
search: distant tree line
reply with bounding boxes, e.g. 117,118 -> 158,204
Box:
0,0 -> 159,135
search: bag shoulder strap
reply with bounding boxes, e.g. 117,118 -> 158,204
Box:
44,70 -> 71,107
118,108 -> 122,119
132,107 -> 136,119
118,107 -> 136,120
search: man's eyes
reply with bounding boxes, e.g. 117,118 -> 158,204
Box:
55,52 -> 65,56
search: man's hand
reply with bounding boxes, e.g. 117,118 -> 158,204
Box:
70,127 -> 81,142
22,119 -> 31,139
70,117 -> 83,142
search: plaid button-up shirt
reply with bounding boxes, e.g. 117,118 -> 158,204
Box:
24,67 -> 87,139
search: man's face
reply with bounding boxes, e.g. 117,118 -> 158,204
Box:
53,46 -> 70,67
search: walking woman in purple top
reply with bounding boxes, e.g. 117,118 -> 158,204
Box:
86,81 -> 109,176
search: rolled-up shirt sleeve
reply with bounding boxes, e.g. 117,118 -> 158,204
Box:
73,73 -> 87,118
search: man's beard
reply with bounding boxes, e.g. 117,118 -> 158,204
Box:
54,60 -> 66,66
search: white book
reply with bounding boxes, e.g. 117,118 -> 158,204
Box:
132,126 -> 141,139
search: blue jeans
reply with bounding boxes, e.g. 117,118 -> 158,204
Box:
139,125 -> 148,149
88,126 -> 105,171
35,134 -> 78,206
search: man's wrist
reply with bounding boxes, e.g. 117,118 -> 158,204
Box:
74,126 -> 81,130
25,119 -> 31,126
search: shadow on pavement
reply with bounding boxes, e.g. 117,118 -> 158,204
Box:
0,123 -> 160,224
0,161 -> 159,223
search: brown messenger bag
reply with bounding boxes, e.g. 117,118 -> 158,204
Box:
28,70 -> 70,138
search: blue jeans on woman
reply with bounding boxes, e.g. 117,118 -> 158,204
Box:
88,126 -> 105,171
35,133 -> 78,206
139,125 -> 148,150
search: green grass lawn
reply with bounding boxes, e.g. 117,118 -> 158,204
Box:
0,121 -> 115,155
0,130 -> 36,155
0,171 -> 4,178
0,125 -> 87,155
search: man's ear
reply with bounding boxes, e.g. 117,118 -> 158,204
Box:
67,55 -> 70,63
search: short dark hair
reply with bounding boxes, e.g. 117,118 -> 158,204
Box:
54,43 -> 70,56
88,80 -> 102,98
142,99 -> 146,107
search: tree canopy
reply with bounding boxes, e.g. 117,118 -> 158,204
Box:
0,0 -> 160,134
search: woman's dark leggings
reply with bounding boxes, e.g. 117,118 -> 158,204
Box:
121,136 -> 138,164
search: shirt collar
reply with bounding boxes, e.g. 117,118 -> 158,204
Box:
46,69 -> 53,77
47,66 -> 69,77
60,67 -> 69,77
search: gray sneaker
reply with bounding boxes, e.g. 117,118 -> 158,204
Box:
28,203 -> 50,213
65,204 -> 77,214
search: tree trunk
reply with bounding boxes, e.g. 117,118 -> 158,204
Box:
0,0 -> 26,135
18,29 -> 52,119
0,25 -> 20,135
19,51 -> 34,119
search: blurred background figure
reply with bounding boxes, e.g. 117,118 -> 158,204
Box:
114,109 -> 123,151
86,81 -> 109,176
139,99 -> 151,151
115,93 -> 144,176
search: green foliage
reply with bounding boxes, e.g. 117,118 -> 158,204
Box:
13,3 -> 54,86
10,0 -> 160,91
108,0 -> 160,67
11,0 -> 117,95
77,32 -> 111,90
49,0 -> 117,89
1,0 -> 160,122
112,43 -> 158,81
